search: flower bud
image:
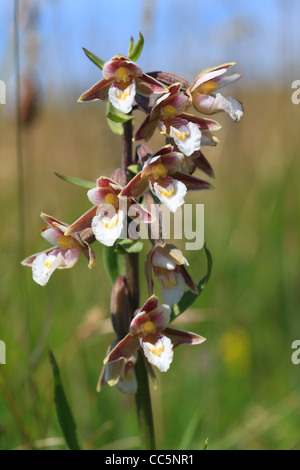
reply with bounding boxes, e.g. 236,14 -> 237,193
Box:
110,275 -> 130,340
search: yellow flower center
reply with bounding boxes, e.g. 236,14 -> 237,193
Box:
57,235 -> 79,250
157,185 -> 175,198
44,257 -> 55,269
104,193 -> 119,207
146,343 -> 164,357
104,215 -> 119,230
160,104 -> 177,121
142,320 -> 156,336
198,80 -> 218,95
115,67 -> 131,83
117,89 -> 131,101
172,128 -> 189,141
151,163 -> 168,180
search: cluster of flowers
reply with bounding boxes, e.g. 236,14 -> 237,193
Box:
22,52 -> 242,394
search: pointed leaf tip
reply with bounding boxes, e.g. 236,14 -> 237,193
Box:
82,47 -> 105,70
127,36 -> 135,57
128,32 -> 144,62
54,172 -> 96,190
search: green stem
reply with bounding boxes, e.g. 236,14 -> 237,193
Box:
122,120 -> 156,450
135,352 -> 156,450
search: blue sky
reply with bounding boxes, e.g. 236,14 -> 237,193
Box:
1,0 -> 300,103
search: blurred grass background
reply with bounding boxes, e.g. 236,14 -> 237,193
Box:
1,0 -> 300,450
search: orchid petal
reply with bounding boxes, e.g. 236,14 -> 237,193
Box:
108,81 -> 136,114
156,268 -> 186,306
32,251 -> 64,286
152,250 -> 177,270
110,169 -> 126,187
179,113 -> 222,132
191,63 -> 236,92
178,265 -> 198,294
92,208 -> 124,247
151,179 -> 187,213
40,213 -> 69,233
190,151 -> 215,179
213,94 -> 243,122
170,121 -> 202,156
103,55 -> 142,79
172,172 -> 212,191
104,333 -> 140,364
135,115 -> 157,141
135,73 -> 166,96
87,187 -> 111,205
148,304 -> 171,330
201,132 -> 219,147
82,240 -> 96,269
104,358 -> 124,387
41,227 -> 62,245
96,177 -> 122,190
191,67 -> 228,93
164,327 -> 206,348
129,200 -> 152,223
130,304 -> 172,336
168,92 -> 189,114
21,247 -> 56,267
120,172 -> 149,199
78,78 -> 112,102
64,206 -> 98,236
141,334 -> 173,372
61,247 -> 82,269
153,243 -> 188,267
140,295 -> 159,314
116,360 -> 138,394
214,73 -> 241,90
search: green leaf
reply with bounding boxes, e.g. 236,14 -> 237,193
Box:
106,102 -> 134,123
48,350 -> 81,451
170,244 -> 213,322
54,172 -> 95,190
103,245 -> 126,285
106,116 -> 123,135
82,47 -> 105,70
127,36 -> 135,57
127,164 -> 142,175
128,32 -> 144,62
115,239 -> 144,255
105,102 -> 123,135
106,111 -> 134,124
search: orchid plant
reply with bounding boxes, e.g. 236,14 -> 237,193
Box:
22,33 -> 243,450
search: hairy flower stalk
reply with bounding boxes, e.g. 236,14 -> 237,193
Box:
21,33 -> 243,450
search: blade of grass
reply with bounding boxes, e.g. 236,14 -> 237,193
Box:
178,406 -> 203,450
48,350 -> 81,450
